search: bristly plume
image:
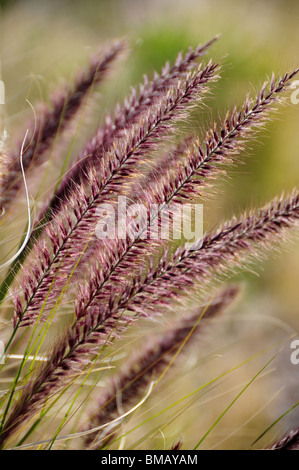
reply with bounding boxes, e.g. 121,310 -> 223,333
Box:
142,71 -> 299,209
47,37 -> 219,214
82,285 -> 240,449
11,70 -> 299,327
268,428 -> 299,450
170,439 -> 184,451
2,193 -> 298,448
123,192 -> 299,316
59,192 -> 299,336
0,39 -> 218,306
15,62 -> 219,326
1,35 -> 299,451
1,41 -> 125,209
67,72 -> 299,324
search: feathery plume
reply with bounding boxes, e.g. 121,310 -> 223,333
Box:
124,192 -> 299,316
48,37 -> 219,212
1,41 -> 125,209
268,428 -> 299,450
0,38 -> 218,306
68,191 -> 299,324
69,71 -> 299,322
15,62 -> 219,326
82,286 -> 239,449
170,439 -> 183,450
132,135 -> 196,193
145,71 -> 299,208
1,193 -> 298,448
15,69 -> 297,326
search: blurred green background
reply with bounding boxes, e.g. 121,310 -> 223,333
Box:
0,0 -> 299,449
